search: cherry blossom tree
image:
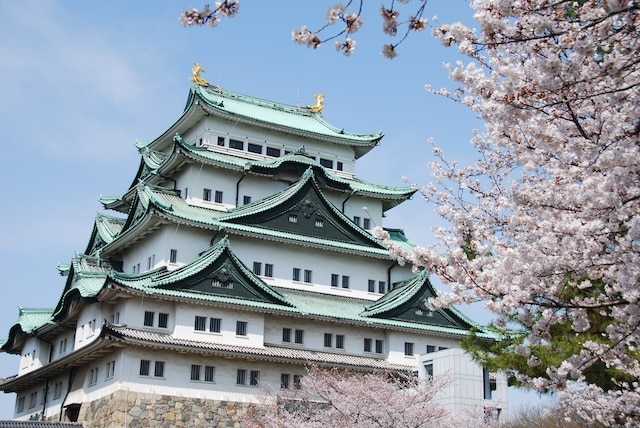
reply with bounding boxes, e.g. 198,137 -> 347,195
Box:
376,0 -> 640,425
242,365 -> 492,428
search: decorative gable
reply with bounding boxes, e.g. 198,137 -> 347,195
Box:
125,236 -> 291,307
221,168 -> 384,248
362,271 -> 476,330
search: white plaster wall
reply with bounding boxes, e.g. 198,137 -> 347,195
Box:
73,304 -> 106,349
226,236 -> 394,297
17,337 -> 41,375
183,119 -> 358,176
116,347 -> 273,404
122,224 -> 212,274
50,330 -> 74,362
121,297 -> 175,331
173,302 -> 264,347
418,348 -> 509,422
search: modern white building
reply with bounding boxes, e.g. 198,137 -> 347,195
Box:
0,70 -> 506,426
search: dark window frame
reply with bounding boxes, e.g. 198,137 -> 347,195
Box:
143,311 -> 154,327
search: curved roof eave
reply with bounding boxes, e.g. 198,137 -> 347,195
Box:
139,86 -> 383,158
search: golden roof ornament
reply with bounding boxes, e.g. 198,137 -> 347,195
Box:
307,94 -> 325,113
190,62 -> 209,87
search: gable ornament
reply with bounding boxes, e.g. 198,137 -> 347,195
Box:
190,62 -> 209,87
307,94 -> 325,113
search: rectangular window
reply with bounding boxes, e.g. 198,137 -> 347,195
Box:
53,382 -> 63,400
194,316 -> 207,331
59,338 -> 67,354
426,345 -> 437,353
144,311 -> 155,327
281,373 -> 290,389
203,188 -> 212,201
324,333 -> 333,347
250,370 -> 260,386
253,262 -> 262,275
336,161 -> 343,171
147,256 -> 152,270
205,366 -> 215,382
363,218 -> 371,229
236,321 -> 248,336
375,339 -> 383,354
210,317 -> 221,333
217,136 -> 225,146
214,190 -> 223,203
29,392 -> 37,409
288,214 -> 298,223
378,281 -> 386,294
304,269 -> 312,283
106,361 -> 116,379
229,139 -> 244,150
483,368 -> 497,400
404,342 -> 414,356
154,361 -> 165,377
364,338 -> 372,352
236,369 -> 247,385
368,279 -> 375,292
315,218 -> 324,227
341,275 -> 350,289
319,158 -> 333,168
353,216 -> 361,226
425,363 -> 434,379
294,374 -> 302,389
292,268 -> 301,281
191,364 -> 201,381
336,334 -> 344,349
282,328 -> 291,343
139,359 -> 150,376
266,147 -> 281,157
88,368 -> 98,386
184,187 -> 189,199
243,195 -> 252,205
17,396 -> 25,412
331,274 -> 339,287
265,264 -> 274,277
170,249 -> 178,263
294,329 -> 304,344
158,313 -> 169,328
248,143 -> 262,154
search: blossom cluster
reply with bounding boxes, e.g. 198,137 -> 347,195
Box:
292,1 -> 429,58
179,1 -> 239,28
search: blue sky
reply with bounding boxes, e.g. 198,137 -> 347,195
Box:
0,0 -> 548,418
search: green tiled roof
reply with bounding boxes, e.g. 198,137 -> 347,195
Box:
14,308 -> 54,334
109,237 -> 292,308
360,271 -> 476,330
102,170 -> 396,258
276,286 -> 485,337
190,85 -> 383,152
107,324 -> 414,371
1,308 -> 55,354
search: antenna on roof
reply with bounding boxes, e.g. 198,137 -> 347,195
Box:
217,54 -> 222,93
297,74 -> 301,113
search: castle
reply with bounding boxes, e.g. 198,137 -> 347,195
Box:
0,68 -> 507,426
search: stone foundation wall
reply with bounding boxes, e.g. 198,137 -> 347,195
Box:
53,391 -> 248,427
